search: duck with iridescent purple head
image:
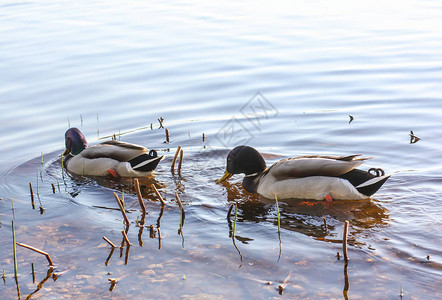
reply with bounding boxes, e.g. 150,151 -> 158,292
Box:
63,128 -> 163,177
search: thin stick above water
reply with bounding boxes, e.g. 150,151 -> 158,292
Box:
178,149 -> 184,174
175,193 -> 185,228
134,179 -> 146,215
16,242 -> 54,266
151,184 -> 166,205
343,220 -> 349,262
171,146 -> 182,174
29,182 -> 35,209
121,230 -> 131,246
102,236 -> 117,248
12,221 -> 18,278
113,192 -> 130,227
165,128 -> 170,143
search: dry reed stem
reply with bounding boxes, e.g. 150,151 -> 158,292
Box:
16,242 -> 54,266
121,230 -> 131,246
175,193 -> 185,227
343,220 -> 349,262
165,128 -> 170,143
113,192 -> 130,226
178,149 -> 184,174
29,182 -> 35,209
102,236 -> 117,248
134,179 -> 146,214
51,183 -> 56,194
151,184 -> 166,205
171,146 -> 182,173
323,217 -> 328,231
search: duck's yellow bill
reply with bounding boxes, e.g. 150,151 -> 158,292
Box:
216,170 -> 233,184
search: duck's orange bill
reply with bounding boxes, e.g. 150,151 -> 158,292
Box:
216,170 -> 233,184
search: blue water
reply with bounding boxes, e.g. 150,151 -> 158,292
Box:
1,0 -> 442,298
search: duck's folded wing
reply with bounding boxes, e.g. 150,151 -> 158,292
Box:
82,141 -> 147,161
269,157 -> 367,179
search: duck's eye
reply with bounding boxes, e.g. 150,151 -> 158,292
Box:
149,150 -> 157,158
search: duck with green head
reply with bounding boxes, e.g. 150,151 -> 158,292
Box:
63,128 -> 163,177
216,145 -> 390,201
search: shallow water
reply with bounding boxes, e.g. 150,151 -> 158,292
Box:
1,0 -> 442,298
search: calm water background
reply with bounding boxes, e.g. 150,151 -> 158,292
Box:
1,0 -> 442,298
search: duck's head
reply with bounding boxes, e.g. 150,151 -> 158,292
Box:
216,145 -> 266,183
63,128 -> 88,156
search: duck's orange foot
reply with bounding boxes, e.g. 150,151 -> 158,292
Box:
108,168 -> 119,178
324,194 -> 333,202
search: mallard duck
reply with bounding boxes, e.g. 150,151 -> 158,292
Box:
63,128 -> 163,177
216,145 -> 390,201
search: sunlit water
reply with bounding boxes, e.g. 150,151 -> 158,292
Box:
1,0 -> 442,298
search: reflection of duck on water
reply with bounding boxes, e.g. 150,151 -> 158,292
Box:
217,146 -> 390,201
222,181 -> 390,242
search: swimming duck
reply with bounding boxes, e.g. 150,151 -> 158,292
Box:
63,128 -> 163,177
216,145 -> 390,201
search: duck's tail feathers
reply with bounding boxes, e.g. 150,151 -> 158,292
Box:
129,150 -> 163,172
355,174 -> 390,197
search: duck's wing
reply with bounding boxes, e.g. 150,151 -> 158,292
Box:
81,140 -> 147,161
268,155 -> 369,179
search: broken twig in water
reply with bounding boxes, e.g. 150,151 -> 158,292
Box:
323,217 -> 328,231
16,242 -> 54,266
51,183 -> 56,194
113,192 -> 130,227
278,271 -> 292,295
343,220 -> 349,262
102,236 -> 117,248
134,179 -> 146,215
151,184 -> 166,205
158,117 -> 164,128
171,146 -> 182,174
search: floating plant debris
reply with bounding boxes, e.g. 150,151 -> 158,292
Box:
409,130 -> 421,144
278,271 -> 291,295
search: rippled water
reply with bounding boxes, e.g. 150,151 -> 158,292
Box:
1,0 -> 442,298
